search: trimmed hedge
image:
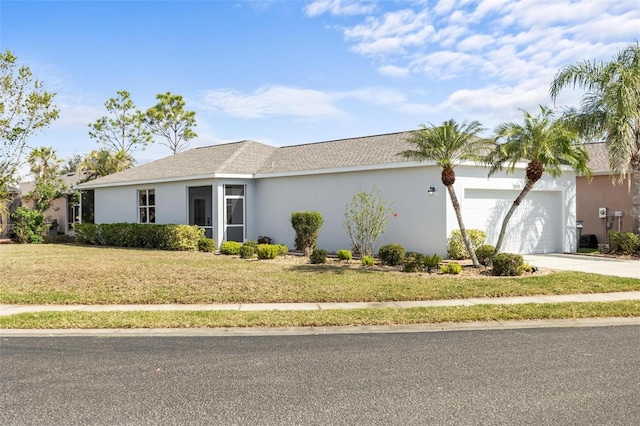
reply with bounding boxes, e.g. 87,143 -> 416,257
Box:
492,253 -> 524,276
378,243 -> 405,266
257,244 -> 279,259
310,248 -> 327,264
447,229 -> 486,260
220,241 -> 243,255
74,223 -> 205,251
336,249 -> 353,261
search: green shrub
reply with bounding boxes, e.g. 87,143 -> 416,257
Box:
447,229 -> 487,260
291,211 -> 324,256
441,262 -> 462,274
243,240 -> 258,250
423,253 -> 443,273
198,238 -> 216,252
11,207 -> 46,244
275,244 -> 289,256
492,253 -> 524,276
73,223 -> 204,250
310,248 -> 327,264
608,231 -> 640,255
378,243 -> 405,266
256,244 -> 278,259
239,245 -> 255,259
164,225 -> 205,251
476,244 -> 496,266
402,252 -> 425,273
361,255 -> 375,266
336,249 -> 352,261
220,241 -> 243,255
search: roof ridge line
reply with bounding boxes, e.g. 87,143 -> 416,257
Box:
217,141 -> 254,173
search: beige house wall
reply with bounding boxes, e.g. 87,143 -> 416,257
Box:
576,175 -> 633,245
21,195 -> 74,234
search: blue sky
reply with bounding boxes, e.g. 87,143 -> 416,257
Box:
2,0 -> 639,169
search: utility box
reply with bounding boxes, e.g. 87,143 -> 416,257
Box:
598,207 -> 608,218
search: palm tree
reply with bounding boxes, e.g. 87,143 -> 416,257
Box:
80,149 -> 133,181
550,41 -> 640,234
487,106 -> 591,253
400,120 -> 493,267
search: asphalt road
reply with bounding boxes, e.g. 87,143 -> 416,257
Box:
2,326 -> 640,425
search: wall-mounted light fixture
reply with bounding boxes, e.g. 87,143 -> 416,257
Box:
428,186 -> 436,197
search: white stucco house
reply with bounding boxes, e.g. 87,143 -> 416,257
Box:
75,131 -> 578,256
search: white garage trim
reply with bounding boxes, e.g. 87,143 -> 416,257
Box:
463,189 -> 562,254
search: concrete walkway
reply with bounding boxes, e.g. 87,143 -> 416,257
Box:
523,253 -> 639,278
3,291 -> 640,316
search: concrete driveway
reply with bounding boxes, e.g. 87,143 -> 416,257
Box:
523,254 -> 639,279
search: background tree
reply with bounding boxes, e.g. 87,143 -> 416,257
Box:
550,41 -> 640,234
344,187 -> 393,257
146,92 -> 197,154
80,149 -> 133,181
88,90 -> 152,155
401,120 -> 493,267
487,106 -> 591,253
26,146 -> 66,213
0,49 -> 59,207
60,154 -> 84,175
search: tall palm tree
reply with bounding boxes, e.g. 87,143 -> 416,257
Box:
400,120 -> 493,267
550,41 -> 640,234
27,146 -> 61,180
487,106 -> 591,253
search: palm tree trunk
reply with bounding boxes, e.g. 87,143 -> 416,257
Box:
446,184 -> 480,267
495,180 -> 535,253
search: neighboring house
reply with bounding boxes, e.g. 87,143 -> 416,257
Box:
577,142 -> 634,246
76,131 -> 579,256
0,185 -> 20,239
19,172 -> 87,235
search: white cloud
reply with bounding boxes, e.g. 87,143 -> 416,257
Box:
377,65 -> 410,78
344,9 -> 434,56
411,50 -> 485,79
304,0 -> 377,17
200,85 -> 346,120
457,34 -> 494,51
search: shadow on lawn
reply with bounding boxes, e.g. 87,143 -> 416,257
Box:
289,264 -> 380,275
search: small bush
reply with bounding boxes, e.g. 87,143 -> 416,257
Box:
476,244 -> 496,266
310,248 -> 327,264
336,249 -> 352,261
243,240 -> 258,250
291,211 -> 324,256
492,253 -> 524,276
441,262 -> 462,274
198,238 -> 216,252
220,241 -> 243,255
378,243 -> 405,266
447,229 -> 487,260
423,253 -> 442,273
361,255 -> 375,266
258,235 -> 273,244
402,252 -> 424,273
608,231 -> 640,255
256,244 -> 278,259
275,244 -> 289,256
239,245 -> 255,259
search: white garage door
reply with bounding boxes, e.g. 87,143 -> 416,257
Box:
463,189 -> 561,254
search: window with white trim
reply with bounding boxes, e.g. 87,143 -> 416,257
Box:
138,189 -> 156,223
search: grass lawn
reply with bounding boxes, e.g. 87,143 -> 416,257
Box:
1,244 -> 639,305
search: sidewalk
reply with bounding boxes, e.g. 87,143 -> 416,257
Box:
3,291 -> 640,316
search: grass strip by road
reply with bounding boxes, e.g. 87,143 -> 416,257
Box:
1,245 -> 639,305
2,301 -> 639,329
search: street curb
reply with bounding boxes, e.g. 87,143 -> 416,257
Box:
2,317 -> 640,337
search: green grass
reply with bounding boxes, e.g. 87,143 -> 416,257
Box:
1,244 -> 639,305
2,301 -> 639,329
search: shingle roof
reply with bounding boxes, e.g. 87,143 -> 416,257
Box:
79,140 -> 277,186
19,172 -> 88,194
584,142 -> 611,173
78,131 -> 420,187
